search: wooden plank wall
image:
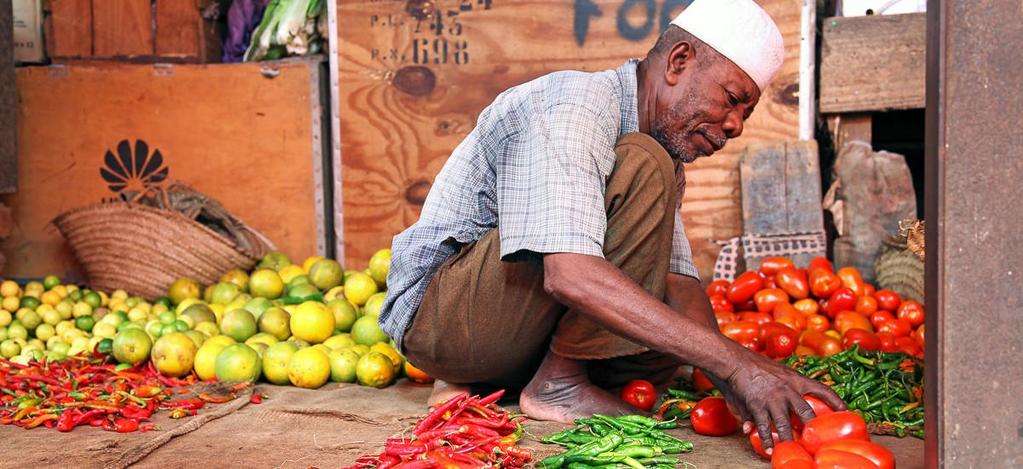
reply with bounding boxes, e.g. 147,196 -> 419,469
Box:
819,13 -> 926,113
46,0 -> 93,58
92,0 -> 153,57
336,0 -> 802,276
1,60 -> 327,280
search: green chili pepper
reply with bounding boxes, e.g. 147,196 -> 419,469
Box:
618,415 -> 659,427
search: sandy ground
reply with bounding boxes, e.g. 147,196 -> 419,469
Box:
0,381 -> 923,468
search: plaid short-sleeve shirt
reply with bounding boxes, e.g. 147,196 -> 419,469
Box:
380,60 -> 699,349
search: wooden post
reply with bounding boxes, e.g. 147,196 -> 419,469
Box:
1,0 -> 15,194
926,0 -> 1023,465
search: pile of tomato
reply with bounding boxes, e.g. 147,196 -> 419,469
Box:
708,257 -> 925,361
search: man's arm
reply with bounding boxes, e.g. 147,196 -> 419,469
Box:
544,253 -> 845,453
664,273 -> 716,329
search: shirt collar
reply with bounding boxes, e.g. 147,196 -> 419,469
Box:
616,59 -> 640,135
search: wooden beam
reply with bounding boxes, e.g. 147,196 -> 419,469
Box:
0,1 -> 15,194
826,113 -> 872,151
92,0 -> 152,57
819,13 -> 926,113
155,0 -> 202,58
46,0 -> 93,58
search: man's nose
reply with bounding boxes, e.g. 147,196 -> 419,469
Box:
722,110 -> 744,139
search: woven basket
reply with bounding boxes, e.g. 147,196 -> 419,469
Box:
874,219 -> 925,304
53,187 -> 273,300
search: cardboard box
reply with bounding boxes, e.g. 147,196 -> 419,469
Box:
1,59 -> 331,281
12,0 -> 45,63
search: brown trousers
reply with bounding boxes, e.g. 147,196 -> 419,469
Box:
404,133 -> 679,388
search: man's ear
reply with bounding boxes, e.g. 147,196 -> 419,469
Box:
664,41 -> 695,86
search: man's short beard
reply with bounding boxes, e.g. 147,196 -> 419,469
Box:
649,91 -> 702,163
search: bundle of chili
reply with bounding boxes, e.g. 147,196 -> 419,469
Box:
0,349 -> 232,433
540,414 -> 694,469
345,390 -> 532,469
784,346 -> 924,439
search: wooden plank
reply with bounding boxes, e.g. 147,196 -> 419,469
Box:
0,60 -> 326,280
819,13 -> 926,113
155,0 -> 201,58
740,141 -> 825,270
0,1 -> 15,194
92,0 -> 152,57
826,113 -> 872,151
336,0 -> 803,276
46,0 -> 93,58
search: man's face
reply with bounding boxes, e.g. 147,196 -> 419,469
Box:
651,56 -> 762,163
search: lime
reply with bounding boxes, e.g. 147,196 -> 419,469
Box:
258,307 -> 291,341
42,275 -> 61,291
257,251 -> 292,271
287,347 -> 331,389
154,296 -> 173,309
328,349 -> 360,383
168,278 -> 201,306
244,297 -> 273,319
181,303 -> 216,325
309,259 -> 344,290
348,344 -> 370,357
221,309 -> 258,342
249,269 -> 285,300
323,334 -> 356,350
173,320 -> 190,332
362,293 -> 386,317
262,341 -> 299,385
112,328 -> 153,365
278,265 -> 306,284
211,282 -> 241,305
245,332 -> 279,348
370,342 -> 404,375
193,339 -> 229,380
0,280 -> 20,298
158,310 -> 177,325
19,296 -> 41,310
19,310 -> 41,330
160,323 -> 178,337
356,352 -> 396,388
74,316 -> 95,333
368,248 -> 391,287
183,330 -> 207,349
286,284 -> 320,302
351,316 -> 389,346
328,299 -> 358,333
3,339 -> 24,358
0,310 -> 10,327
35,324 -> 55,342
290,302 -> 335,344
151,332 -> 197,377
220,269 -> 250,292
83,292 -> 102,309
215,344 -> 261,383
344,273 -> 378,307
194,321 -> 221,337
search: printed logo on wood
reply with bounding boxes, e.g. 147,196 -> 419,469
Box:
99,139 -> 170,195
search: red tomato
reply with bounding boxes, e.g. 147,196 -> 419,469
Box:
817,440 -> 894,469
739,312 -> 773,327
775,460 -> 814,469
690,397 -> 739,436
715,310 -> 737,328
873,289 -> 902,312
706,280 -> 731,298
877,332 -> 898,352
750,427 -> 800,460
897,300 -> 925,327
692,368 -> 716,392
710,294 -> 734,313
861,284 -> 875,298
836,267 -> 865,296
823,288 -> 857,318
794,345 -> 816,356
895,336 -> 922,356
721,320 -> 761,344
760,322 -> 796,342
800,330 -> 828,348
760,256 -> 796,276
734,300 -> 758,312
817,337 -> 843,357
755,288 -> 790,314
843,329 -> 881,351
877,318 -> 912,337
834,311 -> 872,335
814,450 -> 878,469
764,325 -> 799,359
620,380 -> 657,412
869,310 -> 896,330
763,277 -> 778,290
804,314 -> 830,333
807,256 -> 834,275
914,324 -> 925,348
803,395 -> 836,418
727,272 -> 764,304
799,411 -> 869,454
792,298 -> 820,316
809,269 -> 842,299
774,303 -> 806,331
771,441 -> 814,469
855,296 -> 878,315
775,267 -> 810,300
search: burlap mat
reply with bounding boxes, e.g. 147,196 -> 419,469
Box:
0,381 -> 923,468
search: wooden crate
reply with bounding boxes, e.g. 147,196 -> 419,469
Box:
1,59 -> 330,280
45,0 -> 223,62
336,0 -> 803,277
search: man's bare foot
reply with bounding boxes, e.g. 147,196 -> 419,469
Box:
427,380 -> 472,406
520,351 -> 638,423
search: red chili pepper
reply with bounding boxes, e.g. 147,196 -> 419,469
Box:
120,406 -> 152,421
163,398 -> 206,410
56,410 -> 80,432
24,413 -> 59,429
140,424 -> 155,432
392,460 -> 438,469
377,454 -> 401,469
460,424 -> 499,439
477,389 -> 505,407
134,385 -> 163,398
105,418 -> 140,433
198,393 -> 232,404
250,393 -> 263,404
413,393 -> 468,435
502,445 -> 532,461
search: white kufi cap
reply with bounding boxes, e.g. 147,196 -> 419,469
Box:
671,0 -> 784,92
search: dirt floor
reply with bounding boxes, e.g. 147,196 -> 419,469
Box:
0,381 -> 924,468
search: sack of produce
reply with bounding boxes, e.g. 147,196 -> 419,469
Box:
52,182 -> 275,299
875,219 -> 924,304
